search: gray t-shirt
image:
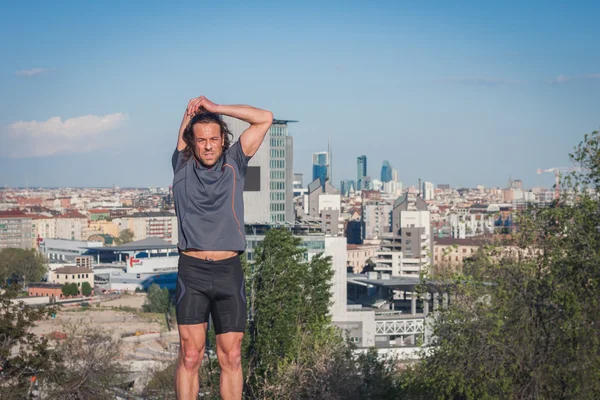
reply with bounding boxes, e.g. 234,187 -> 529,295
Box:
172,141 -> 251,252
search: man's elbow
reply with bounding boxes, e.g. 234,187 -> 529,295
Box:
263,110 -> 274,125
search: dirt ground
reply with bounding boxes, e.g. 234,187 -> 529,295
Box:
32,293 -> 162,338
100,293 -> 147,309
30,293 -> 181,362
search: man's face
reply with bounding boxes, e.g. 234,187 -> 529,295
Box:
192,122 -> 224,167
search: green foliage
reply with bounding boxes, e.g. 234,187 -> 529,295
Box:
81,281 -> 92,296
61,282 -> 79,297
0,248 -> 48,284
142,283 -> 171,313
113,229 -> 135,245
244,228 -> 341,397
0,285 -> 55,399
404,130 -> 600,399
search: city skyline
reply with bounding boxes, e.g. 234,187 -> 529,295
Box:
1,1 -> 598,189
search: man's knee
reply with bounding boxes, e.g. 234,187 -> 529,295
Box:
180,346 -> 204,372
220,347 -> 242,371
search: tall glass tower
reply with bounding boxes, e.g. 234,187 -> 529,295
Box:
357,155 -> 367,190
381,160 -> 392,183
312,151 -> 329,184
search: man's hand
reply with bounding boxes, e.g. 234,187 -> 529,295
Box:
186,96 -> 219,116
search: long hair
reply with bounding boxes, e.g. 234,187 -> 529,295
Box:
181,107 -> 234,163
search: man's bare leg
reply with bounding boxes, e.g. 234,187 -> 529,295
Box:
216,332 -> 244,400
175,323 -> 208,400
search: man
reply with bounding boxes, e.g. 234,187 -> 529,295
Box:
171,96 -> 272,400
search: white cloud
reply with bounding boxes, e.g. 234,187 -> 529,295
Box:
15,68 -> 48,77
3,113 -> 128,157
445,76 -> 521,86
550,73 -> 600,85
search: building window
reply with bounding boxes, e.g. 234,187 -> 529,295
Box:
270,160 -> 285,169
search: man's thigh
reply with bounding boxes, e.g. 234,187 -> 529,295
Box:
216,331 -> 244,356
210,257 -> 247,335
176,258 -> 212,325
178,322 -> 209,354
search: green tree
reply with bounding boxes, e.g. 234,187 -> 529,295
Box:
113,229 -> 135,245
61,283 -> 78,297
0,285 -> 55,399
403,131 -> 600,399
143,283 -> 170,313
0,248 -> 48,284
244,228 -> 335,397
81,281 -> 92,296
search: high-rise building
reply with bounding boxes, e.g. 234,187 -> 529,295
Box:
512,179 -> 523,190
381,160 -> 392,183
224,116 -> 295,224
362,201 -> 393,240
0,211 -> 33,249
422,181 -> 435,200
357,155 -> 367,190
340,180 -> 356,196
362,176 -> 373,191
372,194 -> 432,276
312,151 -> 329,184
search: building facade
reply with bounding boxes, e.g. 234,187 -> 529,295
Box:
362,201 -> 393,240
373,194 -> 432,277
0,211 -> 33,249
340,180 -> 356,196
50,266 -> 94,294
40,238 -> 103,262
381,160 -> 392,183
312,151 -> 329,184
357,155 -> 367,190
422,181 -> 435,200
115,212 -> 177,245
224,117 -> 295,224
55,213 -> 88,241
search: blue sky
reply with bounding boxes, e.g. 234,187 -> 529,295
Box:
1,0 -> 598,189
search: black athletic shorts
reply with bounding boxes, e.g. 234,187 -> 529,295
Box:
176,253 -> 247,334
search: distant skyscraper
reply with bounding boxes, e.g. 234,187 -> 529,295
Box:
381,160 -> 392,183
363,176 -> 373,191
312,151 -> 329,184
340,180 -> 356,196
357,155 -> 367,190
422,181 -> 435,200
512,179 -> 523,190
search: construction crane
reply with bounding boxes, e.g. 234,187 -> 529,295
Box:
537,167 -> 582,200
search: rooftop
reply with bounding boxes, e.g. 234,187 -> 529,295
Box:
83,237 -> 177,252
54,266 -> 94,274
